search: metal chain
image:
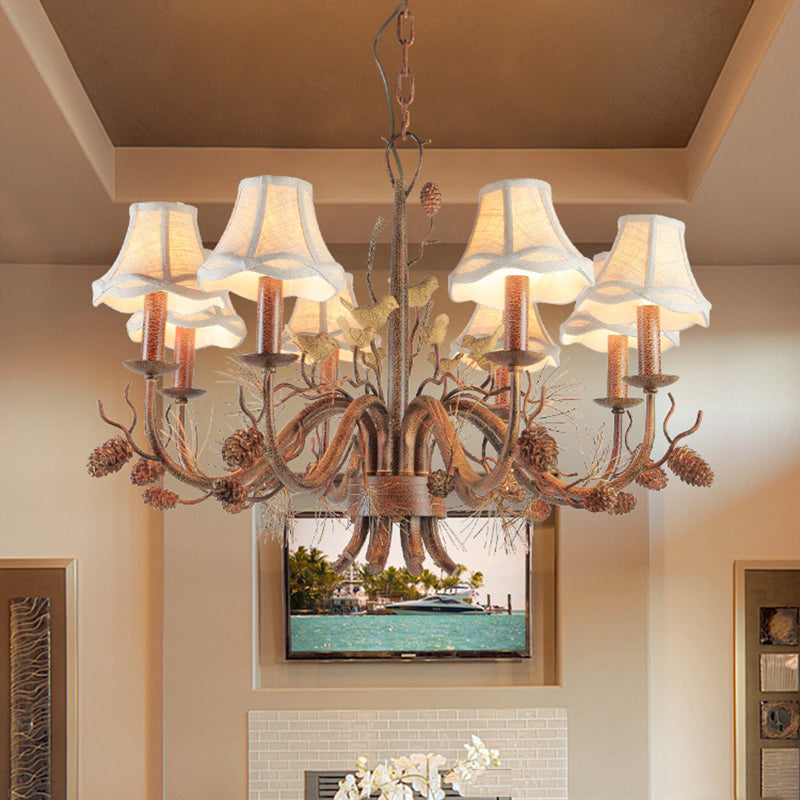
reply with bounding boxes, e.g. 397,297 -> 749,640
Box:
395,0 -> 415,139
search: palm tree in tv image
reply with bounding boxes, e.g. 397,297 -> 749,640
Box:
288,545 -> 342,613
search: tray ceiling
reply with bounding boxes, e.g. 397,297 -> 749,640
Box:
39,0 -> 752,150
1,0 -> 798,266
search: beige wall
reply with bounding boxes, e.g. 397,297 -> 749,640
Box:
648,265 -> 800,799
0,260 -> 798,799
0,266 -> 163,800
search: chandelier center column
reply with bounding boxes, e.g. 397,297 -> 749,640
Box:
387,178 -> 409,473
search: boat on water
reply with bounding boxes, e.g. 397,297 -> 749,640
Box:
384,585 -> 484,615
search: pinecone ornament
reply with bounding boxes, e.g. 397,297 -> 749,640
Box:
636,460 -> 669,491
87,436 -> 133,478
609,492 -> 637,515
667,446 -> 715,487
517,426 -> 559,473
525,500 -> 552,522
420,182 -> 442,216
130,458 -> 166,487
427,469 -> 455,498
221,428 -> 266,470
212,477 -> 248,513
585,482 -> 618,513
142,486 -> 178,510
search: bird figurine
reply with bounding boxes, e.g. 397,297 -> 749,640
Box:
340,295 -> 399,329
428,351 -> 462,375
360,347 -> 386,371
285,328 -> 339,364
408,275 -> 439,307
420,313 -> 450,346
337,317 -> 378,349
462,325 -> 504,369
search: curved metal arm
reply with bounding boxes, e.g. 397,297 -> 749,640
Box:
532,391 -> 658,501
364,516 -> 393,574
332,516 -> 371,573
651,391 -> 705,468
652,408 -> 704,469
325,451 -> 362,505
399,516 -> 425,576
175,403 -> 206,475
442,396 -> 577,507
401,369 -> 520,498
420,516 -> 458,575
144,380 -> 219,490
601,411 -> 625,479
97,399 -> 156,461
143,380 -> 361,491
262,372 -> 388,493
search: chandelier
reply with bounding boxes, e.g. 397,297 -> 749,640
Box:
87,1 -> 714,577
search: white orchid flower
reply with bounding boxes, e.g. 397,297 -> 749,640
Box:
443,767 -> 466,796
425,753 -> 447,800
391,755 -> 414,778
358,770 -> 376,796
333,773 -> 360,800
331,737 -> 498,800
381,782 -> 413,800
401,754 -> 429,794
371,763 -> 393,788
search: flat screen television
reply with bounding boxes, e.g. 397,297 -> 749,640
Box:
284,513 -> 531,660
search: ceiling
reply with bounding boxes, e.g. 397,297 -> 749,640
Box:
39,0 -> 751,149
0,0 -> 799,268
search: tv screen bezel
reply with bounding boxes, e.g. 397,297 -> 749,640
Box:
283,511 -> 532,662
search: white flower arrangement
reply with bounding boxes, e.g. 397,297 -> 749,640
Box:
333,735 -> 501,800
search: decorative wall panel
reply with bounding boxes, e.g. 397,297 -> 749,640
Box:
761,749 -> 799,799
9,597 -> 52,800
761,654 -> 800,692
736,566 -> 800,799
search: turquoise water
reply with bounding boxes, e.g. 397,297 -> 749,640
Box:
289,612 -> 527,655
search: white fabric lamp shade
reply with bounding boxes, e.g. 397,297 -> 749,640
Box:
449,179 -> 594,308
127,296 -> 246,350
560,310 -> 679,353
197,176 -> 346,302
282,274 -> 365,362
574,215 -> 711,331
454,303 -> 560,371
93,202 -> 218,315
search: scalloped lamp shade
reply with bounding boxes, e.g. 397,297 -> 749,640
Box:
560,310 -> 679,353
197,176 -> 346,302
127,298 -> 247,351
92,202 -> 218,315
574,215 -> 711,331
454,303 -> 560,371
282,274 -> 365,362
448,179 -> 594,309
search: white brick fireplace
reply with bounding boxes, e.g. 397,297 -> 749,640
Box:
248,707 -> 567,799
